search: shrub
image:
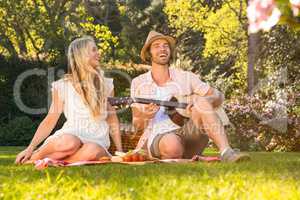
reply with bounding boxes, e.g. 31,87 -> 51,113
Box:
225,94 -> 300,151
0,116 -> 38,146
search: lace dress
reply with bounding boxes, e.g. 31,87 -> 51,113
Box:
42,77 -> 114,151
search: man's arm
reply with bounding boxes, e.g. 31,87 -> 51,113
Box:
131,78 -> 146,131
130,78 -> 159,131
132,105 -> 148,131
204,87 -> 225,108
189,72 -> 224,107
132,103 -> 159,131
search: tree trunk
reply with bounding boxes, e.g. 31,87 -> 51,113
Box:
247,32 -> 259,96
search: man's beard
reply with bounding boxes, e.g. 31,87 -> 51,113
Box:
152,57 -> 170,65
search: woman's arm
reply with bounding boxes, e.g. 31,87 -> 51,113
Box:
106,91 -> 123,152
15,88 -> 64,164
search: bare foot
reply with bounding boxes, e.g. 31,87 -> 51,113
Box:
23,160 -> 35,165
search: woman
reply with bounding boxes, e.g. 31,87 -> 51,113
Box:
15,36 -> 122,164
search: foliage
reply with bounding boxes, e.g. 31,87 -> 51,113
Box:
165,0 -> 248,93
0,0 -> 118,61
116,0 -> 169,63
276,0 -> 300,29
79,18 -> 119,61
225,93 -> 299,152
105,67 -> 146,123
0,116 -> 38,146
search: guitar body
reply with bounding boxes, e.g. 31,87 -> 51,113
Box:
164,96 -> 190,127
165,95 -> 230,127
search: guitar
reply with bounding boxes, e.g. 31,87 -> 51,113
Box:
108,96 -> 230,127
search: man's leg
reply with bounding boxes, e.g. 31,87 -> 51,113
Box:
150,132 -> 184,159
190,98 -> 250,162
179,120 -> 209,159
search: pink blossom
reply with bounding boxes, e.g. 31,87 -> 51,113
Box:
247,0 -> 281,33
290,0 -> 300,16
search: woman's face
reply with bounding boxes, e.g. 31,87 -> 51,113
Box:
87,42 -> 100,68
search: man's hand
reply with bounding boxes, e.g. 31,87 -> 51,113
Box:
15,146 -> 34,164
185,103 -> 193,116
204,88 -> 224,108
131,103 -> 160,131
141,103 -> 160,119
132,103 -> 159,120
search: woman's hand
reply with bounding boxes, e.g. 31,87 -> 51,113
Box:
15,146 -> 35,164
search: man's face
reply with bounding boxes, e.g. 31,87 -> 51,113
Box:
149,38 -> 171,65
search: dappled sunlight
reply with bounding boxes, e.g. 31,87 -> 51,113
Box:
0,1 -> 299,199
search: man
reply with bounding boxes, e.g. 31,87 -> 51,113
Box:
130,31 -> 250,162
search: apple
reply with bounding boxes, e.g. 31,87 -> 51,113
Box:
131,153 -> 139,162
138,154 -> 145,161
123,155 -> 132,162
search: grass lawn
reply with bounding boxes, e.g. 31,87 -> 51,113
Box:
0,146 -> 300,200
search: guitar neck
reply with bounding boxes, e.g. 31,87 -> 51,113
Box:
133,97 -> 188,109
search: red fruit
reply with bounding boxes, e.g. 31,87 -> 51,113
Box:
138,154 -> 145,161
131,153 -> 139,162
123,156 -> 132,162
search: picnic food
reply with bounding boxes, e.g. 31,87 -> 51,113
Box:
114,150 -> 148,162
131,153 -> 139,162
123,152 -> 148,162
138,154 -> 146,161
111,156 -> 123,162
123,155 -> 132,162
98,156 -> 111,162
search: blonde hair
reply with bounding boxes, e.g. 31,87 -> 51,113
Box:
65,36 -> 106,120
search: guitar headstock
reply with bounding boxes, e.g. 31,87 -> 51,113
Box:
108,97 -> 133,106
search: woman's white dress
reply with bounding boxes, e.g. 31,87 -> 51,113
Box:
43,77 -> 114,151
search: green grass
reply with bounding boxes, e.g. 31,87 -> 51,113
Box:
0,147 -> 300,200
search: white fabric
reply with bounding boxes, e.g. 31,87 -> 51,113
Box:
45,78 -> 114,149
146,86 -> 180,151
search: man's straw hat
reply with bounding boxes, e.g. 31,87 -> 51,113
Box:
140,31 -> 176,63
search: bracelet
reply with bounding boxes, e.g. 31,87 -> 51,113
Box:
28,145 -> 36,150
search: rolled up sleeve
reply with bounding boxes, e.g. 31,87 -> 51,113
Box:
130,78 -> 144,110
189,72 -> 210,96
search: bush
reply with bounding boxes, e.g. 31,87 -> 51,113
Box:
0,116 -> 38,146
105,67 -> 146,123
225,95 -> 300,152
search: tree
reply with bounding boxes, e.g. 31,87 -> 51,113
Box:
0,0 -> 118,62
165,0 -> 249,95
116,0 -> 170,63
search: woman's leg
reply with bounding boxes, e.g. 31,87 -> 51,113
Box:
64,142 -> 109,163
30,134 -> 82,161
